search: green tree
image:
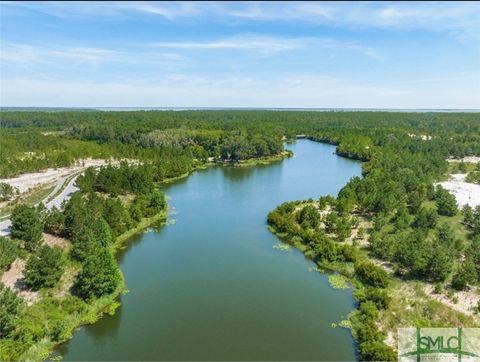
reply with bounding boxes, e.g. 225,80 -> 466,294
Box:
297,205 -> 320,229
103,198 -> 132,236
146,190 -> 167,216
129,197 -> 144,223
426,244 -> 453,282
89,218 -> 113,247
452,257 -> 478,290
75,166 -> 97,192
44,206 -> 65,236
71,227 -> 102,262
335,216 -> 352,242
75,248 -> 121,300
24,245 -> 65,290
413,207 -> 438,229
359,340 -> 396,362
10,204 -> 43,251
435,186 -> 458,216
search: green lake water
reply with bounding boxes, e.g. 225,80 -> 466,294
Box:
57,140 -> 362,361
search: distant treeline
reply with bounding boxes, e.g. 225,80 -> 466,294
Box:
2,110 -> 479,179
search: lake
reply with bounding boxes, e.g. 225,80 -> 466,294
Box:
57,140 -> 362,361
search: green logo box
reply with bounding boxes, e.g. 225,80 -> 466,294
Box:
398,328 -> 480,362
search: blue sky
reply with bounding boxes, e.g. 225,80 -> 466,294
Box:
1,1 -> 479,108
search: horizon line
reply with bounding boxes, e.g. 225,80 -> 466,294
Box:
1,106 -> 480,113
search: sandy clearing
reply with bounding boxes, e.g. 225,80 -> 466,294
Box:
384,331 -> 396,349
447,156 -> 480,164
42,232 -> 70,249
1,258 -> 39,305
423,284 -> 479,316
437,173 -> 480,208
372,256 -> 479,317
0,158 -> 110,193
368,247 -> 480,319
408,133 -> 432,141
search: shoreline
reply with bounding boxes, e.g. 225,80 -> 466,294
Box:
267,195 -> 480,359
159,150 -> 294,185
20,151 -> 292,360
21,211 -> 168,361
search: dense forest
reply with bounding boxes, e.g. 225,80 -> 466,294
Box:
2,110 -> 480,178
1,110 -> 480,361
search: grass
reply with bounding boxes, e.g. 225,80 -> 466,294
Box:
21,281 -> 126,361
421,200 -> 468,241
447,162 -> 478,174
114,211 -> 167,247
377,279 -> 478,350
0,184 -> 55,219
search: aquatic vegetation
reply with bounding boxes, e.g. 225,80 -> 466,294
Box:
328,274 -> 350,290
272,242 -> 291,251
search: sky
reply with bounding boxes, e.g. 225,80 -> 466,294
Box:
0,1 -> 479,109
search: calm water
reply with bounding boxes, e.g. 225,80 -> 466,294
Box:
57,140 -> 362,361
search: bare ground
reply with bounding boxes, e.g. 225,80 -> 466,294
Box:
1,258 -> 39,305
0,158 -> 111,194
446,156 -> 480,163
42,232 -> 70,250
373,257 -> 479,317
423,284 -> 480,316
437,173 -> 480,208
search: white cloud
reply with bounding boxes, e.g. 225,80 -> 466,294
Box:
148,35 -> 379,58
149,35 -> 306,55
216,2 -> 480,35
4,1 -> 479,37
0,43 -> 188,69
1,1 -> 201,20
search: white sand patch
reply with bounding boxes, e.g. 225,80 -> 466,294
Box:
384,331 -> 396,348
446,156 -> 480,164
408,133 -> 432,140
42,232 -> 70,249
1,258 -> 39,305
437,173 -> 480,208
0,158 -> 110,193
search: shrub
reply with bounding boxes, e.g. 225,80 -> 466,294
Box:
355,261 -> 389,288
